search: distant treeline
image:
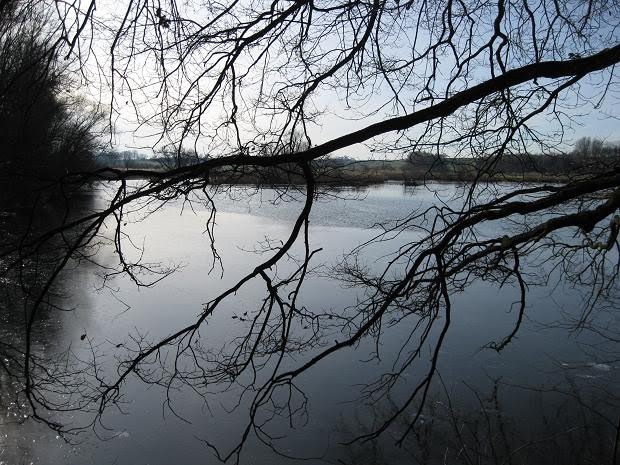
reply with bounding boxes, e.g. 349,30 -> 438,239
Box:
96,137 -> 620,185
398,138 -> 620,183
97,148 -> 204,171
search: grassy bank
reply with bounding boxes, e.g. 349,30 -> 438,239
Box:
95,158 -> 602,186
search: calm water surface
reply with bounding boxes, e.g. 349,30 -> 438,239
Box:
1,182 -> 618,464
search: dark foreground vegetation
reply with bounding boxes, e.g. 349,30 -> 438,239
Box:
0,5 -> 101,207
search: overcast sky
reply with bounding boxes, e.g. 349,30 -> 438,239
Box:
80,1 -> 619,159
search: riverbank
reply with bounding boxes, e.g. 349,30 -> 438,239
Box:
93,161 -> 583,185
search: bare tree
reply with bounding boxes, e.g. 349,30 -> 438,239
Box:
0,3 -> 104,205
1,0 -> 620,462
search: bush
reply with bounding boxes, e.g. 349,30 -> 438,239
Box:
0,16 -> 102,205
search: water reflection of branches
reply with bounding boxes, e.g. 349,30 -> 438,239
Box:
338,373 -> 619,465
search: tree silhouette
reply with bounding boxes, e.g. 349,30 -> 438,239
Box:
0,7 -> 102,205
1,0 -> 619,462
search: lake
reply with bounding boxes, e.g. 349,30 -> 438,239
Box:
1,182 -> 619,464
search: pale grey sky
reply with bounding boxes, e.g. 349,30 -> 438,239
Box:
78,1 -> 619,159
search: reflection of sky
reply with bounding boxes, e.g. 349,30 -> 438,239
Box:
8,183 -> 617,465
73,1 -> 619,157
